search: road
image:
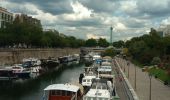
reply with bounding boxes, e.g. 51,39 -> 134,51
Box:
116,57 -> 170,100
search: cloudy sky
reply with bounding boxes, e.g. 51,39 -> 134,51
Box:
1,0 -> 170,41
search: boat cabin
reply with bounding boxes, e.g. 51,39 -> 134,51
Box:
82,75 -> 96,87
43,84 -> 82,100
83,78 -> 114,100
97,65 -> 114,79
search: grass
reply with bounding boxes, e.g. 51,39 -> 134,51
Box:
130,59 -> 170,82
148,67 -> 170,82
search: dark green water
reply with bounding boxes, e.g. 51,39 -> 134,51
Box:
0,63 -> 84,100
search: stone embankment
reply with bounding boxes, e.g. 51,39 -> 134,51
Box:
0,48 -> 80,66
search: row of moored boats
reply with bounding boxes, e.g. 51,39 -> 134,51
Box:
0,54 -> 80,81
43,54 -> 120,100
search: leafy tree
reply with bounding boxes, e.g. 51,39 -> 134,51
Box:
0,20 -> 85,48
102,48 -> 116,57
113,40 -> 124,48
85,38 -> 97,47
98,38 -> 109,47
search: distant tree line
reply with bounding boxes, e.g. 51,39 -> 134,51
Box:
0,21 -> 109,48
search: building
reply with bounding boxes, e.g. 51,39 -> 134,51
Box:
0,7 -> 13,28
157,25 -> 170,37
14,14 -> 41,27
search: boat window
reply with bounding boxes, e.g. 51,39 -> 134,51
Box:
102,85 -> 107,89
51,90 -> 61,96
91,83 -> 96,89
97,85 -> 102,89
98,98 -> 103,100
51,90 -> 55,95
62,90 -> 66,96
66,91 -> 71,96
92,97 -> 97,100
87,79 -> 90,82
83,79 -> 86,82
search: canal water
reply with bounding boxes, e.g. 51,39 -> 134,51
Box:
0,63 -> 84,100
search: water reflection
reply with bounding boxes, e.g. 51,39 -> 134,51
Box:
0,62 -> 84,100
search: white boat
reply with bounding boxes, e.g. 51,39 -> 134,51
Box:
82,74 -> 96,87
97,64 -> 113,78
92,55 -> 101,61
43,83 -> 83,100
102,56 -> 112,63
83,78 -> 118,100
22,58 -> 41,67
12,64 -> 30,79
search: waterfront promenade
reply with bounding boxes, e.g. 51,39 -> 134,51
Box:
116,57 -> 170,100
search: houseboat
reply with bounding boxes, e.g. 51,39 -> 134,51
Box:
43,83 -> 83,100
97,62 -> 114,80
83,78 -> 118,100
12,64 -> 30,79
22,58 -> 41,67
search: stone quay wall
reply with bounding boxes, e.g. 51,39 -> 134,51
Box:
0,48 -> 80,66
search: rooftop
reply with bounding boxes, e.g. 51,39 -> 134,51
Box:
44,83 -> 79,92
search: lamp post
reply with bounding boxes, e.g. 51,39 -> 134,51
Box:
149,73 -> 152,100
127,62 -> 130,78
134,64 -> 137,91
123,61 -> 125,72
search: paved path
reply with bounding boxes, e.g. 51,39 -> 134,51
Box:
113,62 -> 129,100
116,57 -> 170,100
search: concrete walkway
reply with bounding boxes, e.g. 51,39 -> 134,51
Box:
116,57 -> 170,100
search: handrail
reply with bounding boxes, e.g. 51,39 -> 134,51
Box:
114,58 -> 139,100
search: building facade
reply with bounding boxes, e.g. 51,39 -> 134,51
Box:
0,7 -> 13,28
157,25 -> 170,37
14,14 -> 41,27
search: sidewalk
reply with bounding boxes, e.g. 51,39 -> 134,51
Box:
116,57 -> 170,100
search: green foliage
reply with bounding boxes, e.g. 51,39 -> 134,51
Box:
0,21 -> 85,48
85,38 -> 109,47
149,67 -> 170,81
85,38 -> 97,47
102,48 -> 116,57
113,40 -> 124,48
151,57 -> 161,65
98,38 -> 109,47
125,28 -> 169,65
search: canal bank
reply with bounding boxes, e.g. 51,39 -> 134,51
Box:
0,48 -> 80,65
0,62 -> 84,100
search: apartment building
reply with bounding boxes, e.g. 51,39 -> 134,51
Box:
0,7 -> 13,28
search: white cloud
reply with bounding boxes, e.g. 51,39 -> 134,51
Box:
1,0 -> 170,41
161,17 -> 170,25
86,33 -> 107,39
114,23 -> 127,31
63,1 -> 93,21
120,0 -> 137,14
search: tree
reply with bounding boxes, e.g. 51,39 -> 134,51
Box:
98,38 -> 109,47
113,40 -> 124,48
102,48 -> 116,57
85,38 -> 97,47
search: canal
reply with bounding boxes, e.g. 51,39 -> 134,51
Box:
0,63 -> 84,100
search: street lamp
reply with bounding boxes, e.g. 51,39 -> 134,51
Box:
134,64 -> 137,91
127,62 -> 130,78
149,73 -> 152,100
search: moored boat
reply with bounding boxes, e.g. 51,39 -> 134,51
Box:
43,83 -> 83,100
83,78 -> 118,100
12,64 -> 30,79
